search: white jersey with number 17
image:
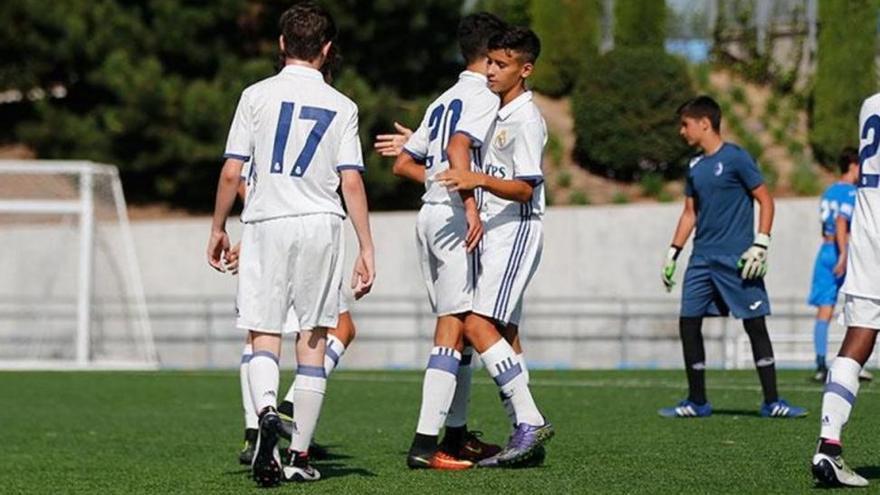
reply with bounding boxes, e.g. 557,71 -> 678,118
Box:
842,92 -> 880,299
402,70 -> 499,207
224,65 -> 364,223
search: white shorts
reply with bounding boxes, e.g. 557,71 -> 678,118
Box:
236,214 -> 343,334
415,203 -> 475,316
842,294 -> 880,330
472,214 -> 543,326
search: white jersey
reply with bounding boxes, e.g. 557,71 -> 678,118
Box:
224,65 -> 364,223
479,91 -> 547,217
403,71 -> 499,207
842,93 -> 880,298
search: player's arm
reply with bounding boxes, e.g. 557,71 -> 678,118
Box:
391,151 -> 426,184
439,170 -> 534,203
833,212 -> 850,276
738,183 -> 773,279
340,170 -> 375,299
751,184 -> 774,237
447,133 -> 483,252
207,158 -> 244,272
661,196 -> 696,292
374,122 -> 413,157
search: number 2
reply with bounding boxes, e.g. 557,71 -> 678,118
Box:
270,101 -> 337,177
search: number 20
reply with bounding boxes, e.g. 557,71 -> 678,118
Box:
270,101 -> 337,177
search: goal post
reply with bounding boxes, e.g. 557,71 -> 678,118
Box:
0,160 -> 157,369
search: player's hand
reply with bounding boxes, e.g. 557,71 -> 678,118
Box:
437,169 -> 483,192
207,229 -> 230,272
661,246 -> 681,292
464,206 -> 483,253
738,233 -> 770,280
833,256 -> 847,277
351,248 -> 375,300
225,241 -> 241,275
373,122 -> 413,157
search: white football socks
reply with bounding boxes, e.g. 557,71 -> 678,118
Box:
289,365 -> 327,453
482,340 -> 543,426
240,344 -> 258,429
820,357 -> 861,442
415,346 -> 461,436
248,350 -> 280,414
446,347 -> 474,428
500,353 -> 529,425
324,334 -> 347,377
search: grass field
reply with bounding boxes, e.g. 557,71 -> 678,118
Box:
3,369 -> 880,493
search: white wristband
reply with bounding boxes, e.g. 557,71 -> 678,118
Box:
754,233 -> 771,248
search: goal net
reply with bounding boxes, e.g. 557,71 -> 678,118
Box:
0,160 -> 157,369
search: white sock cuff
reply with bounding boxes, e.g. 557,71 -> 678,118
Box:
481,339 -> 516,371
516,353 -> 529,383
294,374 -> 327,395
427,346 -> 461,375
326,335 -> 346,366
251,350 -> 278,364
243,344 -> 253,355
829,357 -> 862,390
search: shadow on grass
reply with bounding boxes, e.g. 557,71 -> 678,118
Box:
317,462 -> 378,479
710,409 -> 762,417
222,468 -> 250,476
856,465 -> 880,480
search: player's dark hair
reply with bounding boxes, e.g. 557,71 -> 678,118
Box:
279,2 -> 337,63
458,12 -> 507,64
488,26 -> 541,63
677,96 -> 722,133
838,146 -> 859,174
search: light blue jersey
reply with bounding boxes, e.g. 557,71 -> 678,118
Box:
819,182 -> 856,236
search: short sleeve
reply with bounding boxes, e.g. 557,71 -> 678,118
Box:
223,91 -> 254,161
402,119 -> 429,163
512,120 -> 547,185
840,188 -> 857,219
685,174 -> 695,197
453,91 -> 499,147
335,106 -> 364,172
736,151 -> 764,190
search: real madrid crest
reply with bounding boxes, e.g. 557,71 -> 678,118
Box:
495,129 -> 508,148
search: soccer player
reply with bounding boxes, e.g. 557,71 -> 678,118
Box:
392,12 -> 507,470
807,148 -> 863,382
207,3 -> 375,486
437,26 -> 552,468
659,96 -> 806,419
810,93 -> 880,488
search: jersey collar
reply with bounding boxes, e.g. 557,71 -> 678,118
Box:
459,70 -> 488,84
281,64 -> 324,80
497,91 -> 533,121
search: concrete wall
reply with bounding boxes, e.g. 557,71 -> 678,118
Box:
2,198 -> 833,368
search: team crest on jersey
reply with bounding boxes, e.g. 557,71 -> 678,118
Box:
714,163 -> 724,176
495,129 -> 508,148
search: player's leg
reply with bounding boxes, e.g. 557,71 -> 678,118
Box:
466,314 -> 552,467
249,331 -> 285,487
441,342 -> 475,452
812,319 -> 877,487
813,306 -> 833,381
660,255 -> 715,418
238,332 -> 259,465
498,322 -> 526,425
408,314 -> 469,469
283,328 -> 328,482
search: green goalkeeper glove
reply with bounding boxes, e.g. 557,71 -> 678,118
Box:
738,233 -> 770,280
661,245 -> 682,292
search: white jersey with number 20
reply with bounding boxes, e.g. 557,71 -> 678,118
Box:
842,93 -> 880,299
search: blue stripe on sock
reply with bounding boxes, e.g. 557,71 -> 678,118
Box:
252,350 -> 279,364
326,346 -> 340,365
297,365 -> 326,378
825,382 -> 856,405
493,360 -> 523,387
240,353 -> 253,364
427,353 -> 460,375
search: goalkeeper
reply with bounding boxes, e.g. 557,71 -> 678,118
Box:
658,96 -> 806,419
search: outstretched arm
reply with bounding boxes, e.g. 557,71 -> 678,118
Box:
438,169 -> 534,203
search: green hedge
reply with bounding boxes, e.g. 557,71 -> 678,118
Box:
529,0 -> 601,97
572,47 -> 694,180
614,0 -> 666,50
810,0 -> 878,165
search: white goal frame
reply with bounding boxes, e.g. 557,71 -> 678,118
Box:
0,160 -> 157,369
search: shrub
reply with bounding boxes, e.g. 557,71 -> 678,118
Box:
572,47 -> 695,181
529,0 -> 601,96
569,189 -> 590,205
612,191 -> 630,204
639,173 -> 665,198
556,169 -> 572,188
791,160 -> 822,196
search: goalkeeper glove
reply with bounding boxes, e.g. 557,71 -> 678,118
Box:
738,233 -> 770,280
662,245 -> 682,292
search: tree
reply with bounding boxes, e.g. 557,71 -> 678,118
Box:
529,0 -> 601,97
572,47 -> 694,180
614,0 -> 667,50
810,0 -> 878,165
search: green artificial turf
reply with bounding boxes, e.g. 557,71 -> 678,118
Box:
1,369 -> 876,493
